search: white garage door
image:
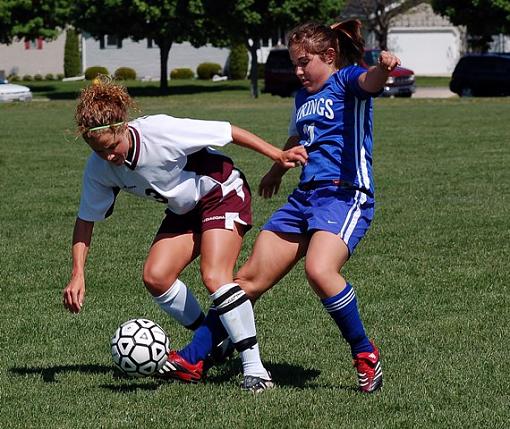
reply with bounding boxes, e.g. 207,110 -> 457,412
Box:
388,28 -> 462,76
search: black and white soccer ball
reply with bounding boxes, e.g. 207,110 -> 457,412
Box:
111,318 -> 170,377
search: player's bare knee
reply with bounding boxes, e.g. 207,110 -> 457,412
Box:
143,265 -> 177,297
304,261 -> 328,287
200,268 -> 228,292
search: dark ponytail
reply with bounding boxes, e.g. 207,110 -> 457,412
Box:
330,19 -> 365,66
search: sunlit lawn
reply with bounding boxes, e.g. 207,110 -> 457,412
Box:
0,86 -> 508,428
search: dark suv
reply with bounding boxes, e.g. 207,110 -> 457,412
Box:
263,47 -> 416,97
263,48 -> 301,96
450,54 -> 510,97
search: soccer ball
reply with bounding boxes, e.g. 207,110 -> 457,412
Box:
111,318 -> 170,377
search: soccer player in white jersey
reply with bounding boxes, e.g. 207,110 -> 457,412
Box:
168,20 -> 400,393
61,77 -> 307,392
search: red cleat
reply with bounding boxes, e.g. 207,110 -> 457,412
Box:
353,343 -> 383,393
156,350 -> 204,383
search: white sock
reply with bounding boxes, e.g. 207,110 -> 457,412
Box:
211,283 -> 269,379
154,279 -> 204,329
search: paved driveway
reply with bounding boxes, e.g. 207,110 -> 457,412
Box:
413,87 -> 457,98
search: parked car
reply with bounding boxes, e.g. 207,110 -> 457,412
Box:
361,49 -> 416,97
449,54 -> 510,97
0,80 -> 32,102
263,47 -> 416,97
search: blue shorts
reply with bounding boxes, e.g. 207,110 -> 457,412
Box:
262,186 -> 374,255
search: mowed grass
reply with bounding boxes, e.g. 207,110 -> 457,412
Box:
0,86 -> 509,428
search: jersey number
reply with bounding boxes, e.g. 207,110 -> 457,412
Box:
145,188 -> 168,203
303,123 -> 315,146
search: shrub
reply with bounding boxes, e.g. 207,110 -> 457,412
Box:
57,73 -> 65,81
64,28 -> 81,77
34,74 -> 43,81
22,75 -> 33,81
8,75 -> 20,82
170,68 -> 194,80
44,73 -> 55,81
114,67 -> 137,80
228,43 -> 248,80
196,63 -> 221,80
85,66 -> 109,80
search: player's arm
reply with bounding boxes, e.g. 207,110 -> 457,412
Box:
258,136 -> 301,199
230,125 -> 307,169
63,217 -> 94,313
358,51 -> 400,93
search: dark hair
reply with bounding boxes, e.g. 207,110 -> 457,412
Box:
287,19 -> 365,67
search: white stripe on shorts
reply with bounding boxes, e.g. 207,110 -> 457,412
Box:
339,191 -> 367,245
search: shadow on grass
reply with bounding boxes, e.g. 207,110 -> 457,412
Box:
30,83 -> 249,100
10,363 -> 113,383
206,358 -> 323,389
10,364 -> 161,392
10,361 -> 354,392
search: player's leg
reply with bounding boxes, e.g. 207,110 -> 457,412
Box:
237,188 -> 310,300
174,223 -> 244,369
200,225 -> 275,390
143,230 -> 204,330
305,231 -> 381,393
305,188 -> 381,392
236,230 -> 308,299
306,230 -> 373,354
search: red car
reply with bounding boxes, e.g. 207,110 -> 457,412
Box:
362,49 -> 416,97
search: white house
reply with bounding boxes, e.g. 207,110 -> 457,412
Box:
82,34 -> 229,80
387,3 -> 466,76
0,35 -> 66,77
0,32 -> 231,79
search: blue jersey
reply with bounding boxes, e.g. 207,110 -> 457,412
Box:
290,65 -> 379,196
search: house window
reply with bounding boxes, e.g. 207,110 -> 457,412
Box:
100,35 -> 123,49
24,37 -> 44,50
147,38 -> 154,49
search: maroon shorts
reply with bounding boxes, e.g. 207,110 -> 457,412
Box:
157,179 -> 252,235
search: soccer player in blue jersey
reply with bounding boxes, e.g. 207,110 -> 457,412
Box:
164,19 -> 400,393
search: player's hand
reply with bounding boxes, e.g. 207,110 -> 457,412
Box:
258,169 -> 284,199
63,276 -> 85,313
378,51 -> 401,72
277,145 -> 308,169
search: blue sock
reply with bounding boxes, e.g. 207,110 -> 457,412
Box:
179,306 -> 228,364
321,283 -> 373,357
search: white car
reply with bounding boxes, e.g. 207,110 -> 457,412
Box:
0,81 -> 32,102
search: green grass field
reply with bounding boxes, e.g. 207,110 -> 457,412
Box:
1,84 -> 509,428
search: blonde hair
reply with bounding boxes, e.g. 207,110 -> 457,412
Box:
287,19 -> 365,68
75,75 -> 136,138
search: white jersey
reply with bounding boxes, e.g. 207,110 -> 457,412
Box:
78,114 -> 239,221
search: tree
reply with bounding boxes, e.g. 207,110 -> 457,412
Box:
342,0 -> 425,50
432,0 -> 510,51
228,42 -> 249,80
71,0 -> 209,94
64,28 -> 81,77
0,0 -> 71,45
204,0 -> 343,98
